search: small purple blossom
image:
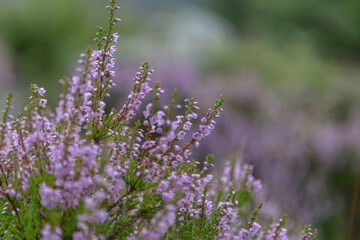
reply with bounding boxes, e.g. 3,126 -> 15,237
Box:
42,225 -> 62,240
112,33 -> 119,42
37,87 -> 46,96
40,184 -> 61,209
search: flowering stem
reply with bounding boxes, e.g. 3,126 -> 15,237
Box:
0,163 -> 8,186
0,190 -> 21,228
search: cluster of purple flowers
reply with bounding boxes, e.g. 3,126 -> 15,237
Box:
0,1 -> 317,239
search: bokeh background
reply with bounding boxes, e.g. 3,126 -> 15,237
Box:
1,0 -> 360,239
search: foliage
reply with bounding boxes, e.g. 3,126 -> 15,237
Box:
207,0 -> 360,60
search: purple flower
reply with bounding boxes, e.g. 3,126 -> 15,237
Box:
143,103 -> 152,118
37,87 -> 46,96
40,184 -> 61,209
39,99 -> 47,108
112,33 -> 119,42
187,113 -> 198,120
183,121 -> 192,130
42,224 -> 62,240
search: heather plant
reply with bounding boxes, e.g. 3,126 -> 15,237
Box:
0,1 -> 317,239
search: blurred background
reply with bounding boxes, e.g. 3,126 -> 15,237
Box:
1,0 -> 360,239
